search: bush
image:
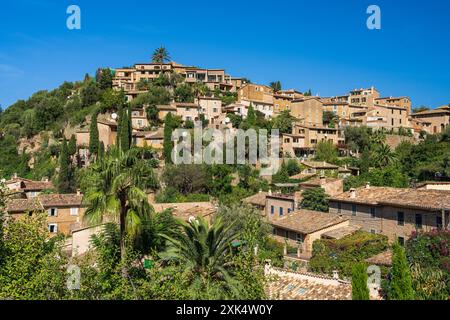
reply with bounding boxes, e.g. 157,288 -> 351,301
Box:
309,231 -> 389,278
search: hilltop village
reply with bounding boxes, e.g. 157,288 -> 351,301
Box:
0,49 -> 449,300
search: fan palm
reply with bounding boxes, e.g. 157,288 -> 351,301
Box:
373,143 -> 396,167
160,216 -> 241,297
152,47 -> 170,63
82,147 -> 159,272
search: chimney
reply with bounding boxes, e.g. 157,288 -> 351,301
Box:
259,189 -> 262,194
332,270 -> 339,280
13,173 -> 17,179
350,188 -> 357,199
76,189 -> 81,196
365,182 -> 371,189
268,189 -> 272,196
320,175 -> 326,185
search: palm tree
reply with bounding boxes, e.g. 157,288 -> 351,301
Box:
370,130 -> 386,146
160,216 -> 241,297
191,81 -> 209,97
82,147 -> 159,272
373,143 -> 396,167
152,47 -> 171,63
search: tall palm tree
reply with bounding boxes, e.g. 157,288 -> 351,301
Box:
152,47 -> 171,63
160,216 -> 241,297
82,147 -> 159,272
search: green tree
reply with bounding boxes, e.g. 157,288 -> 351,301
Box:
152,47 -> 171,63
373,144 -> 396,168
96,68 -> 113,90
272,161 -> 290,183
0,214 -> 68,299
315,140 -> 338,164
174,83 -> 194,103
68,134 -> 77,156
160,216 -> 243,298
246,103 -> 256,127
389,243 -> 414,300
81,81 -> 101,107
89,112 -> 99,156
352,263 -> 370,300
271,110 -> 295,134
300,187 -> 329,212
269,81 -> 282,92
118,106 -> 132,151
57,139 -> 73,193
304,89 -> 312,96
82,147 -> 159,273
100,89 -> 126,112
286,159 -> 301,176
163,113 -> 175,164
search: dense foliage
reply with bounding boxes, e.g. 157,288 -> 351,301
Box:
309,231 -> 389,278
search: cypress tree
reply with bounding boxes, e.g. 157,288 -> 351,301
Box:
119,105 -> 131,151
58,139 -> 71,193
389,243 -> 414,300
352,263 -> 370,300
68,134 -> 77,156
163,112 -> 174,164
89,112 -> 99,156
247,103 -> 256,127
98,141 -> 105,159
116,107 -> 123,147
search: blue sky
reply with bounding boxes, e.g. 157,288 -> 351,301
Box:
0,0 -> 449,109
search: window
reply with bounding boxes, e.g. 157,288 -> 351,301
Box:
397,212 -> 404,226
398,237 -> 405,246
48,224 -> 58,234
70,208 -> 79,216
279,207 -> 283,216
352,204 -> 357,216
436,216 -> 443,229
271,206 -> 274,215
284,230 -> 289,239
213,108 -> 217,113
48,208 -> 58,217
415,214 -> 423,229
288,208 -> 292,214
337,203 -> 341,214
370,207 -> 376,218
371,229 -> 376,234
296,233 -> 303,244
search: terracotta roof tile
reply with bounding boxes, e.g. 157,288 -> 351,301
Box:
266,268 -> 352,300
330,186 -> 450,211
38,194 -> 83,207
270,210 -> 348,234
242,192 -> 268,207
6,198 -> 43,212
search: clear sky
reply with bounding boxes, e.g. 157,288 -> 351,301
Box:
1,0 -> 449,109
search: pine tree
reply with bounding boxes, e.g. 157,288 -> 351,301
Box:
247,103 -> 256,127
89,112 -> 99,156
163,112 -> 174,164
352,263 -> 370,300
389,243 -> 414,300
68,134 -> 77,156
57,139 -> 72,193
